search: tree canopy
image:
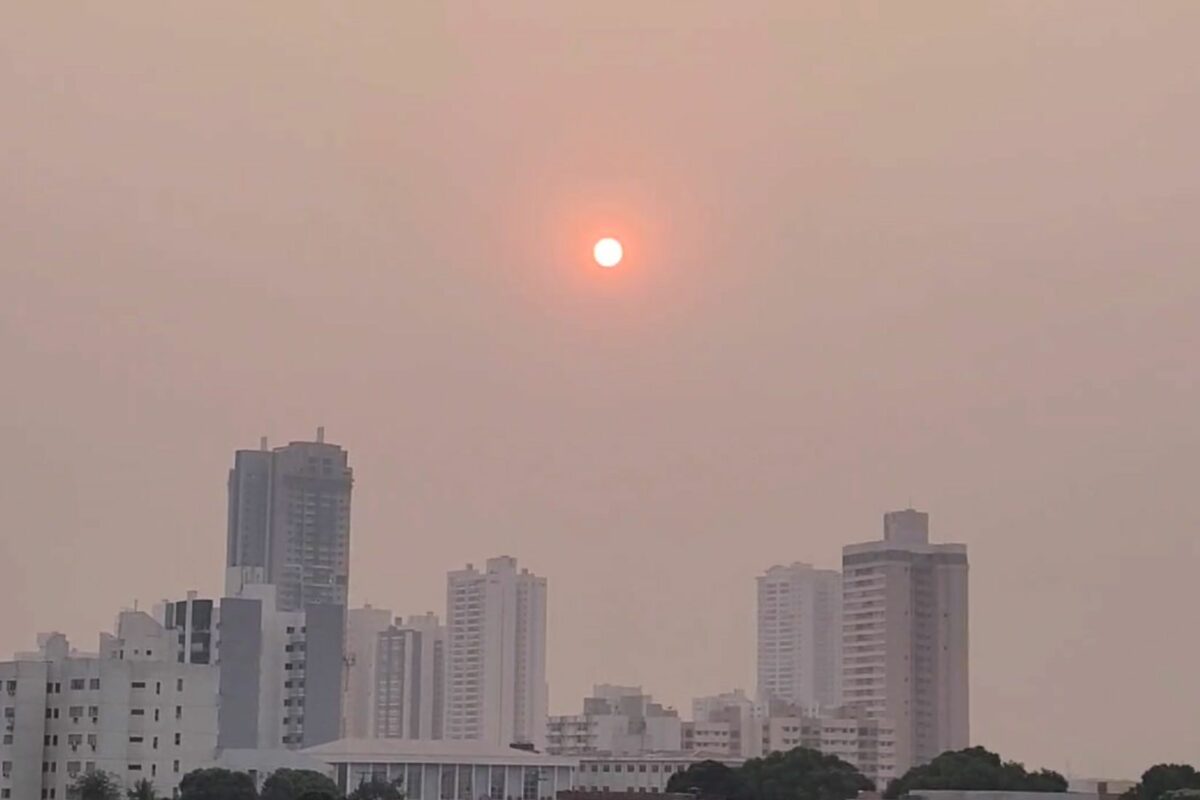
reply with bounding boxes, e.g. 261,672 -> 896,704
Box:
72,771 -> 122,800
667,749 -> 871,800
884,747 -> 1067,798
126,778 -> 161,800
667,760 -> 749,800
1127,764 -> 1200,800
179,768 -> 259,800
348,777 -> 405,800
261,769 -> 341,800
743,747 -> 874,800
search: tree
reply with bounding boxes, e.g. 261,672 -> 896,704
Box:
741,747 -> 873,800
261,769 -> 342,800
666,760 -> 749,800
178,768 -> 258,800
884,747 -> 1067,799
126,779 -> 160,800
348,777 -> 404,800
72,771 -> 122,800
1130,765 -> 1200,800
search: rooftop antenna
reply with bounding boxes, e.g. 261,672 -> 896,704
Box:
316,426 -> 325,444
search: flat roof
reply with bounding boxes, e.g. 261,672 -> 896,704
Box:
302,739 -> 579,767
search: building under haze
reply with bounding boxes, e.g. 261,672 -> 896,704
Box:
547,684 -> 682,755
0,613 -> 219,799
756,563 -> 842,710
445,556 -> 547,749
226,429 -> 354,612
842,509 -> 969,774
343,605 -> 394,739
217,579 -> 345,751
373,613 -> 447,741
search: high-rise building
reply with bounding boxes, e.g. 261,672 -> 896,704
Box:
217,581 -> 345,751
374,613 -> 447,740
226,429 -> 353,612
445,556 -> 547,749
343,605 -> 394,739
547,685 -> 682,755
841,509 -> 969,773
0,613 -> 219,800
756,563 -> 842,710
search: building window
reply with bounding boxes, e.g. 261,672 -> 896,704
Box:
130,709 -> 145,716
131,682 -> 146,689
89,679 -> 100,690
129,736 -> 144,744
69,679 -> 85,691
176,679 -> 183,692
174,733 -> 181,746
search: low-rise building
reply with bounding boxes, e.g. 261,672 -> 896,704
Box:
762,707 -> 896,787
576,753 -> 743,794
301,738 -> 577,799
548,686 -> 681,756
0,613 -> 219,800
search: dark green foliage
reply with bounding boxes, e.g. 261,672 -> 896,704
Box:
883,747 -> 1068,799
348,777 -> 405,800
261,769 -> 342,800
178,768 -> 259,800
667,760 -> 749,800
126,778 -> 160,800
72,771 -> 122,800
1129,764 -> 1200,800
742,747 -> 874,800
666,749 -> 870,800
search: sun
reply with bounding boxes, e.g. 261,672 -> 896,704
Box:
593,237 -> 623,268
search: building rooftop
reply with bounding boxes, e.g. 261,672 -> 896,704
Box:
301,738 -> 579,766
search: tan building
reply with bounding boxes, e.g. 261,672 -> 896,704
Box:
842,509 -> 969,774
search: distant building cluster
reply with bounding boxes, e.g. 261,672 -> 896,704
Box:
0,432 -> 969,797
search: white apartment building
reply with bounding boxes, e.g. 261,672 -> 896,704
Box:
445,557 -> 547,749
0,613 -> 219,800
343,605 -> 394,739
757,563 -> 842,710
547,685 -> 681,755
374,613 -> 446,741
842,509 -> 969,774
217,578 -> 345,751
762,707 -> 897,788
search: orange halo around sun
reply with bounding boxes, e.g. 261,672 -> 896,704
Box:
593,237 -> 623,268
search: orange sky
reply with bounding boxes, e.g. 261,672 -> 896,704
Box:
3,1 -> 1199,778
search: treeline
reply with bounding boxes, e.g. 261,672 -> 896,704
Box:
72,767 -> 401,800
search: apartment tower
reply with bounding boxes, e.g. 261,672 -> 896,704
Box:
445,556 -> 547,749
841,509 -> 968,773
226,429 -> 353,612
756,563 -> 842,710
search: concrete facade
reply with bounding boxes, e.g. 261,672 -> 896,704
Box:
0,613 -> 218,800
374,613 -> 446,741
548,685 -> 681,756
343,605 -> 394,739
842,509 -> 969,774
216,581 -> 344,751
757,563 -> 842,710
226,431 -> 354,612
445,557 -> 547,749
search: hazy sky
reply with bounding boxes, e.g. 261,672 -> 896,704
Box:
3,1 -> 1199,779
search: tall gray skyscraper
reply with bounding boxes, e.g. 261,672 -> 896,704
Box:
757,562 -> 843,710
842,509 -> 969,774
226,429 -> 354,612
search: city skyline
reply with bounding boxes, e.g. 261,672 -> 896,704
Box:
5,2 -> 1200,783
